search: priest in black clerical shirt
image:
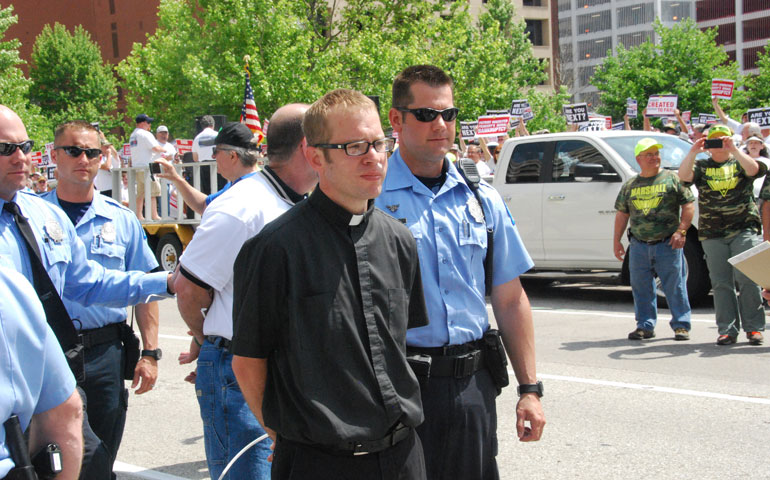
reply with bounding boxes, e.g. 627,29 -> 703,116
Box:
231,89 -> 429,480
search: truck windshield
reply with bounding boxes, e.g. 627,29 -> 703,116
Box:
603,135 -> 703,172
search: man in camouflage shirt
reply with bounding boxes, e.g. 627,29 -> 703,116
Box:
614,138 -> 695,341
679,125 -> 766,345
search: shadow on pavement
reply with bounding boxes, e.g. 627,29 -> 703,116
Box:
560,337 -> 770,359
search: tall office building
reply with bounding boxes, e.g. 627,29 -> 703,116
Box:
557,0 -> 695,107
695,0 -> 770,74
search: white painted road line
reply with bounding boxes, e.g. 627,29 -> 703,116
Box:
532,307 -> 714,323
159,334 -> 194,342
114,461 -> 189,480
528,372 -> 770,405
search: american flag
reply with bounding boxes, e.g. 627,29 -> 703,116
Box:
240,66 -> 265,144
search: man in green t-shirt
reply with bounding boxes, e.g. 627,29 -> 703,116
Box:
614,138 -> 695,341
679,124 -> 766,346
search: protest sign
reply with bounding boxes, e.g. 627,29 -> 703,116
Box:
30,151 -> 42,165
748,108 -> 770,127
611,122 -> 625,131
510,99 -> 534,121
626,98 -> 637,118
711,79 -> 735,99
460,121 -> 478,140
45,142 -> 54,162
682,111 -> 691,125
646,95 -> 678,117
697,113 -> 718,125
563,103 -> 588,124
175,139 -> 193,155
476,114 -> 512,137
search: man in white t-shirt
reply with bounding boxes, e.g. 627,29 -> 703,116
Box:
129,114 -> 167,220
192,115 -> 218,195
172,111 -> 316,479
156,125 -> 178,162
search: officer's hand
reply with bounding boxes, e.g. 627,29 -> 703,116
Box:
516,394 -> 545,442
613,241 -> 625,261
132,357 -> 158,394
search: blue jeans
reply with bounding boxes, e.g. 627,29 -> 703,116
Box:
628,238 -> 692,331
701,230 -> 765,336
196,340 -> 272,480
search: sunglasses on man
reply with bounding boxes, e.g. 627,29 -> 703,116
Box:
0,140 -> 35,156
54,146 -> 102,159
395,107 -> 459,123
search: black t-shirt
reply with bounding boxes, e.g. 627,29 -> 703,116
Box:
57,198 -> 92,226
232,187 -> 428,446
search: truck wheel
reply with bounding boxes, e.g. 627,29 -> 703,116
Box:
156,233 -> 182,272
656,236 -> 711,308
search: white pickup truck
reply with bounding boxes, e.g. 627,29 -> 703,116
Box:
490,131 -> 711,305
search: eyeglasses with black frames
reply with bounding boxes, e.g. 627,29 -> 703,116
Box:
313,137 -> 396,156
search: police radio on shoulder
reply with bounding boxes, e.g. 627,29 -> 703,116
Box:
517,381 -> 544,398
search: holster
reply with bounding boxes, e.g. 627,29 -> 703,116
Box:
406,354 -> 432,390
482,329 -> 509,396
120,323 -> 140,381
64,344 -> 85,385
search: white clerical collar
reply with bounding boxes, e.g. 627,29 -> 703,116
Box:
349,214 -> 364,226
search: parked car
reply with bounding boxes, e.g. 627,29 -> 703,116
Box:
490,131 -> 711,305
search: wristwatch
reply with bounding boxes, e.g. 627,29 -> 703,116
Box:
141,348 -> 163,360
517,381 -> 544,398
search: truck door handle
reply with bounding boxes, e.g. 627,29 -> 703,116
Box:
548,195 -> 565,201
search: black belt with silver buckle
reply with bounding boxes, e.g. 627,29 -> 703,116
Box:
407,340 -> 486,378
78,322 -> 124,349
205,335 -> 232,351
324,423 -> 411,456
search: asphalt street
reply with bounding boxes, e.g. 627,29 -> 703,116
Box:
115,279 -> 770,480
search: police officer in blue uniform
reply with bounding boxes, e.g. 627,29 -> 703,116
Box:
42,120 -> 162,479
0,265 -> 84,480
376,65 -> 546,479
0,106 -> 173,480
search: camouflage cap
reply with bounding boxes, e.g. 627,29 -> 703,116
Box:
634,138 -> 664,157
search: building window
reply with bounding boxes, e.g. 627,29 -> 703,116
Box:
744,46 -> 765,70
560,43 -> 574,63
578,10 -> 611,35
662,1 -> 692,22
559,18 -> 572,38
581,91 -> 601,109
111,23 -> 119,58
524,0 -> 543,5
578,65 -> 597,87
744,0 -> 770,14
617,30 -> 653,48
109,0 -> 116,15
577,0 -> 610,8
558,0 -> 572,12
525,20 -> 545,46
743,17 -> 770,43
695,0 -> 734,22
578,36 -> 612,60
561,68 -> 575,89
616,4 -> 654,28
708,23 -> 735,45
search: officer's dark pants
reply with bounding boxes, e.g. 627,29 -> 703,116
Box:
416,368 -> 499,480
271,429 -> 425,480
79,337 -> 127,480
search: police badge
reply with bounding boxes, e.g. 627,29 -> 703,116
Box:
101,222 -> 116,243
44,219 -> 64,244
467,197 -> 484,223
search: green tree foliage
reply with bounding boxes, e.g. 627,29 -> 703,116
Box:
528,85 -> 572,133
118,0 -> 551,138
592,19 -> 741,128
28,23 -> 118,131
743,44 -> 770,109
0,4 -> 49,144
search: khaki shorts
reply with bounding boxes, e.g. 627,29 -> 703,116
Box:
136,169 -> 161,197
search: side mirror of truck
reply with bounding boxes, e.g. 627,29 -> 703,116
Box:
574,163 -> 620,182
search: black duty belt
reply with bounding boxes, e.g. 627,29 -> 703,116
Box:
407,339 -> 486,378
78,322 -> 124,349
299,422 -> 411,456
206,335 -> 232,351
